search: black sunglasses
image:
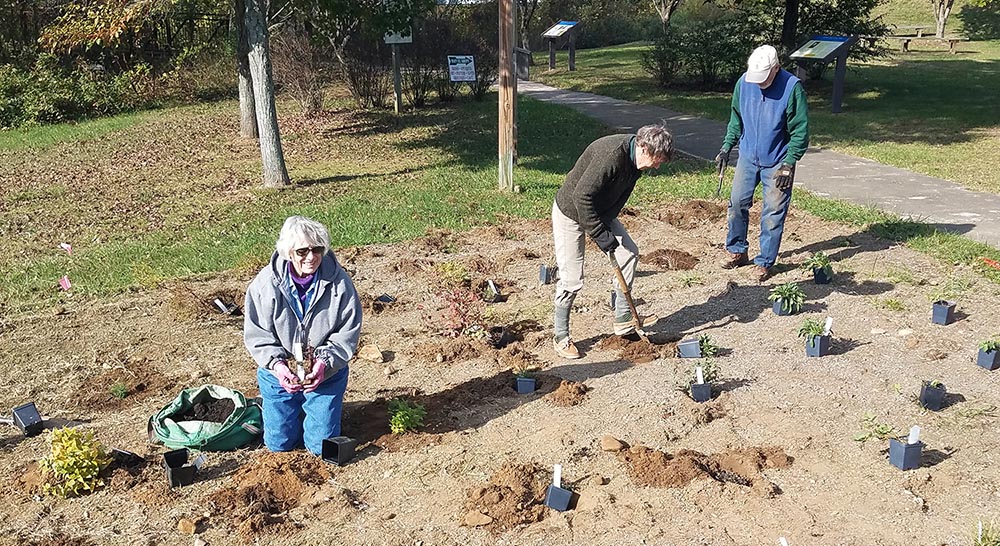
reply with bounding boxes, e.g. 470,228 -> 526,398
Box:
294,246 -> 326,257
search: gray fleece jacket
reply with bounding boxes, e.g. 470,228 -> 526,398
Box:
243,251 -> 362,381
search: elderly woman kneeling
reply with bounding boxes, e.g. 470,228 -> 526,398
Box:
243,215 -> 362,454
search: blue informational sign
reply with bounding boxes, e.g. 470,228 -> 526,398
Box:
543,20 -> 579,38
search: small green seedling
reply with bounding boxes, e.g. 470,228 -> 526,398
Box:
388,398 -> 426,434
109,381 -> 129,399
854,413 -> 896,443
39,427 -> 113,498
434,262 -> 471,287
979,337 -> 1000,353
679,273 -> 703,287
798,318 -> 825,348
975,519 -> 1000,546
802,252 -> 833,276
692,358 -> 719,383
768,283 -> 806,314
698,334 -> 720,358
875,297 -> 906,312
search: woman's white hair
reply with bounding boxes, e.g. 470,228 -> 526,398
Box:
275,215 -> 331,260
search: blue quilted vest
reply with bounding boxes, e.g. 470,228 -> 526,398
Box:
738,68 -> 799,168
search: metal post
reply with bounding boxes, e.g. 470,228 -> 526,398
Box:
568,32 -> 576,71
498,0 -> 515,191
548,37 -> 555,69
392,44 -> 402,115
831,51 -> 847,114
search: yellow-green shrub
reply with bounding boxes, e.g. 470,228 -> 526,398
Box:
39,427 -> 113,498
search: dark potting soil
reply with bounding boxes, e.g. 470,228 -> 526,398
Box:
171,398 -> 235,423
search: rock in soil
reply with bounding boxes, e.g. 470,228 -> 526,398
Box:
177,518 -> 197,535
599,435 -> 627,452
358,344 -> 384,362
462,511 -> 494,527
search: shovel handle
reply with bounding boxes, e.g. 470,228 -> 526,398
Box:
608,252 -> 642,329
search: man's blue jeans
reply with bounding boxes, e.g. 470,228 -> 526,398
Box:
725,159 -> 793,268
256,366 -> 349,455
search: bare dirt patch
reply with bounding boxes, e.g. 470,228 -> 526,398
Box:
74,363 -> 178,411
462,462 -> 547,532
595,333 -> 674,363
655,199 -> 726,229
617,445 -> 791,490
413,336 -> 491,363
646,248 -> 699,270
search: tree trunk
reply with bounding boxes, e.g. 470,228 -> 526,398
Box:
235,0 -> 258,138
934,0 -> 954,38
245,0 -> 289,187
781,0 -> 800,55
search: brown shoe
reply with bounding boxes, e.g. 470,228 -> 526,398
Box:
751,265 -> 772,282
719,252 -> 749,269
553,337 -> 581,359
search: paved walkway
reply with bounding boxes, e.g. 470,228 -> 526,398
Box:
519,81 -> 1000,248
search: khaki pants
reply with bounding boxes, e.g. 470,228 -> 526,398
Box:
551,201 -> 638,315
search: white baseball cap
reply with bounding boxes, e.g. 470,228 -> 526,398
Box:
746,45 -> 779,84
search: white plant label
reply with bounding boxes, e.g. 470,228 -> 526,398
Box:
488,280 -> 498,294
213,298 -> 229,313
696,367 -> 705,385
823,317 -> 833,335
908,425 -> 921,444
293,342 -> 304,362
553,464 -> 562,488
296,363 -> 306,382
779,538 -> 790,546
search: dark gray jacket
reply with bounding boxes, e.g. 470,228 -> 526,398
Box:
243,251 -> 362,380
554,134 -> 641,248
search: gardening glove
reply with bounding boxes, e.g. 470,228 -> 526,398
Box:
593,230 -> 619,254
302,360 -> 327,393
271,361 -> 303,394
715,147 -> 730,171
773,164 -> 794,190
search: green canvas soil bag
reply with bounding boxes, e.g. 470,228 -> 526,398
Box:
148,385 -> 263,451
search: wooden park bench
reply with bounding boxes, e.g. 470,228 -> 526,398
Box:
893,24 -> 933,38
893,35 -> 969,54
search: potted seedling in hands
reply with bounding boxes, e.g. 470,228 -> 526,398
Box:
802,252 -> 833,284
799,317 -> 832,357
977,336 -> 1000,370
889,425 -> 924,471
769,283 -> 806,316
919,380 -> 946,411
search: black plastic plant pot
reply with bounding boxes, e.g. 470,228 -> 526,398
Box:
977,349 -> 999,370
111,448 -> 146,467
888,438 -> 924,471
539,264 -> 557,285
919,381 -> 946,411
677,338 -> 701,358
321,436 -> 357,466
544,484 -> 573,512
162,448 -> 206,488
12,402 -> 44,437
375,293 -> 396,304
516,377 -> 537,394
772,300 -> 794,316
813,268 -> 832,285
931,300 -> 956,325
805,335 -> 831,357
690,382 -> 712,403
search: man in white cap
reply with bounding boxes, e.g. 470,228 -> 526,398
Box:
715,44 -> 809,282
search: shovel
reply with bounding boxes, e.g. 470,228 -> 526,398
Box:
607,252 -> 657,342
714,155 -> 729,199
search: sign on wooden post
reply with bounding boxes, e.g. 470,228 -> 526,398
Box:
541,20 -> 579,71
384,31 -> 412,114
447,55 -> 476,82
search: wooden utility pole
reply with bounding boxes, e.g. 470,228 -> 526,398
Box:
498,0 -> 516,192
391,44 -> 403,114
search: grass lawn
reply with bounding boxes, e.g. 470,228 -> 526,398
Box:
2,88 -> 998,313
532,40 -> 1000,193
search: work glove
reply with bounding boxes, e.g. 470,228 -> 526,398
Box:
303,360 -> 327,393
271,360 -> 303,394
593,230 -> 619,254
773,164 -> 794,190
715,148 -> 730,171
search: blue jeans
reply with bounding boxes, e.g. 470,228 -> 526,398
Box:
725,159 -> 793,268
256,366 -> 349,455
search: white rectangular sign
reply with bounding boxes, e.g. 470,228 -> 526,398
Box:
448,55 -> 476,82
542,20 -> 578,38
790,36 -> 848,60
384,31 -> 413,44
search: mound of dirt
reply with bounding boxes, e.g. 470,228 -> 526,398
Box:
390,258 -> 434,275
617,445 -> 792,491
547,380 -> 589,407
170,397 -> 234,422
462,462 -> 547,532
208,452 -> 334,542
656,200 -> 726,229
75,363 -> 178,411
646,248 -> 699,271
496,343 -> 539,373
595,334 -> 672,364
679,392 -> 730,426
418,228 -> 458,254
413,336 -> 490,363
